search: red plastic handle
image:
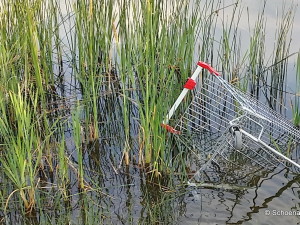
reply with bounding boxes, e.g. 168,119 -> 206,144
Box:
184,78 -> 196,90
197,61 -> 220,76
161,124 -> 181,134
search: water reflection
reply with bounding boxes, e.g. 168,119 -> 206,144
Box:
1,0 -> 300,224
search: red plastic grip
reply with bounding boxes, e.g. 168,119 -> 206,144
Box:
184,78 -> 196,90
197,61 -> 220,76
161,124 -> 181,134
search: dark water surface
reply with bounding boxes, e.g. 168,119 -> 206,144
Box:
57,0 -> 300,224
2,0 -> 300,224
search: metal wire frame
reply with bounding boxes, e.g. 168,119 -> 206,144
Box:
188,132 -> 300,187
173,74 -> 300,183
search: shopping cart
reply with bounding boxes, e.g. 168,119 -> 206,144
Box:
162,61 -> 300,184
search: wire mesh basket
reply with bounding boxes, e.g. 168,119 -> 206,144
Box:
162,61 -> 300,186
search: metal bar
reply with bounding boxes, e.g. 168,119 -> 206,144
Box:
163,66 -> 202,124
240,129 -> 300,170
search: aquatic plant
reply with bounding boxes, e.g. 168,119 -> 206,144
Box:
0,86 -> 49,212
0,0 -> 299,221
291,52 -> 300,127
116,0 -> 202,171
71,103 -> 85,190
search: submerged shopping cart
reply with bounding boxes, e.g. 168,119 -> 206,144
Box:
162,61 -> 300,185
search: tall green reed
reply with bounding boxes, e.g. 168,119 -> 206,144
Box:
0,0 -> 67,212
269,4 -> 295,107
291,52 -> 300,127
0,86 -> 44,212
73,0 -> 116,142
247,5 -> 266,95
0,0 -> 298,218
57,132 -> 70,200
71,103 -> 85,190
116,0 -> 199,171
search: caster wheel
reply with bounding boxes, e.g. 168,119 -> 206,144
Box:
230,126 -> 242,150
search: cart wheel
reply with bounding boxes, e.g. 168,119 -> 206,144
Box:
230,126 -> 242,150
233,130 -> 242,150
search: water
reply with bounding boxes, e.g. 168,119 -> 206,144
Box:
1,0 -> 300,224
182,1 -> 300,224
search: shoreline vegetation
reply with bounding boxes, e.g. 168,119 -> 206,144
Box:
0,0 -> 299,223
